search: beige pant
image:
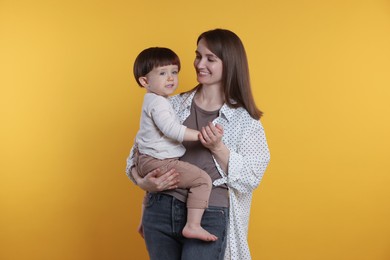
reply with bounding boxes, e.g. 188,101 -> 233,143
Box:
135,152 -> 212,209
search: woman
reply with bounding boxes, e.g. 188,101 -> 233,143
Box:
126,28 -> 270,260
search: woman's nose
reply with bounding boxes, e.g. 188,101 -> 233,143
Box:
195,59 -> 204,69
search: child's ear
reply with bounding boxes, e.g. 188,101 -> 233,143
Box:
139,76 -> 148,88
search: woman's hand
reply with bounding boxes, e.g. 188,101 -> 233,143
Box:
199,122 -> 224,152
131,167 -> 179,192
200,122 -> 230,173
137,221 -> 144,238
138,205 -> 145,239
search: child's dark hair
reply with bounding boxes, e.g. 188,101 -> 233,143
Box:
133,47 -> 181,87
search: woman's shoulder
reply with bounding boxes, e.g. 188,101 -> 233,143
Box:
225,105 -> 264,129
169,91 -> 193,101
224,104 -> 253,120
168,91 -> 195,108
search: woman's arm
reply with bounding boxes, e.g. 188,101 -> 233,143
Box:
137,204 -> 145,238
199,122 -> 229,173
222,120 -> 270,193
201,117 -> 270,194
131,167 -> 179,192
126,144 -> 179,191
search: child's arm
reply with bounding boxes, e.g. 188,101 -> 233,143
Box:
183,128 -> 200,142
150,97 -> 194,143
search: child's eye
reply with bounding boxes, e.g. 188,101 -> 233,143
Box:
159,72 -> 166,76
172,71 -> 178,75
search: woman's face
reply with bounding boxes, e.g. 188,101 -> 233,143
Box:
194,38 -> 223,86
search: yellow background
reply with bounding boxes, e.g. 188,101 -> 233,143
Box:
1,0 -> 390,259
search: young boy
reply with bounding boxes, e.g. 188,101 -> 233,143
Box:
133,47 -> 217,242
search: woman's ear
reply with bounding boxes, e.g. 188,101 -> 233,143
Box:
139,76 -> 149,88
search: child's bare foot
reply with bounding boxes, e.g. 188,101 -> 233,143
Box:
182,224 -> 218,241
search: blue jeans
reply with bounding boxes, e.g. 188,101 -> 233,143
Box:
142,193 -> 228,260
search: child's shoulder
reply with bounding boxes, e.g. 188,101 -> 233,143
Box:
143,93 -> 170,109
145,93 -> 167,101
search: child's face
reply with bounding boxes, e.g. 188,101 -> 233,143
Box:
140,64 -> 179,97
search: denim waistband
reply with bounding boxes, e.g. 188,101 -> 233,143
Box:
147,192 -> 228,211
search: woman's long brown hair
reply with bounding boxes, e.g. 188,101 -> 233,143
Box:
193,28 -> 263,120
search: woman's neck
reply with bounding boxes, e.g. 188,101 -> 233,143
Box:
195,84 -> 224,111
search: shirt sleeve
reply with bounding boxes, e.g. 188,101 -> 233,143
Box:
125,144 -> 137,183
214,120 -> 270,194
148,97 -> 186,142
